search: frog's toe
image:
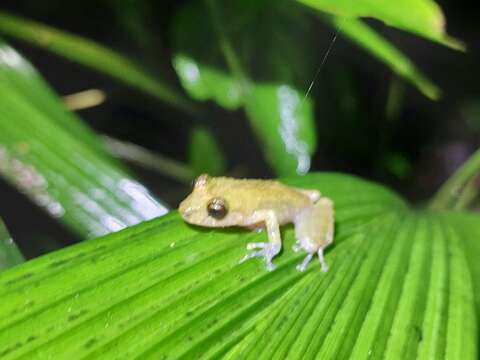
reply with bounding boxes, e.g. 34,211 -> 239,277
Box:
318,248 -> 329,272
239,243 -> 280,271
292,243 -> 302,253
263,243 -> 280,270
239,251 -> 264,264
296,253 -> 313,272
265,259 -> 276,272
246,242 -> 266,250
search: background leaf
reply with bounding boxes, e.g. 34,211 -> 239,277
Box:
103,136 -> 195,184
188,126 -> 226,176
0,218 -> 24,270
329,16 -> 441,100
296,0 -> 465,50
173,54 -> 243,110
0,39 -> 102,153
172,0 -> 316,176
0,11 -> 197,114
245,84 -> 316,176
107,0 -> 155,50
0,173 -> 477,358
0,41 -> 168,238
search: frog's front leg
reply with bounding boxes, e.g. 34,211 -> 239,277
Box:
239,210 -> 281,271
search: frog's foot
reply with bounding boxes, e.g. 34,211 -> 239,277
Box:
239,242 -> 281,271
296,253 -> 313,272
292,243 -> 302,253
246,242 -> 266,250
296,249 -> 329,272
318,248 -> 329,273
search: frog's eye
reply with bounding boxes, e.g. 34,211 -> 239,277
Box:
207,197 -> 228,219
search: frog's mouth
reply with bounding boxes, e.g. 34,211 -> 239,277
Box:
181,210 -> 223,227
179,205 -> 243,228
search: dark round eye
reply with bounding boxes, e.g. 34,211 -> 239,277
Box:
207,197 -> 228,219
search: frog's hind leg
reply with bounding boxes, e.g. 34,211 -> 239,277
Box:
293,197 -> 334,272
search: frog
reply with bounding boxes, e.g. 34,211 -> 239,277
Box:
178,174 -> 335,272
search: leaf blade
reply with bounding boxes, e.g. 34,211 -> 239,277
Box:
188,126 -> 226,176
330,17 -> 441,100
171,1 -> 317,176
0,11 -> 197,114
296,0 -> 465,50
245,84 -> 316,176
0,41 -> 168,238
0,174 -> 477,359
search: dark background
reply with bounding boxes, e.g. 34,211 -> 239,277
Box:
0,0 -> 478,257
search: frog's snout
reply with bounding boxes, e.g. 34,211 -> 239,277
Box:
181,209 -> 193,220
178,200 -> 190,218
178,199 -> 198,222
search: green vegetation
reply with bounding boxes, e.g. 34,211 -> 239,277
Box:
0,0 -> 478,358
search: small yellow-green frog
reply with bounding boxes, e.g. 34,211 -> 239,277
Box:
178,174 -> 334,272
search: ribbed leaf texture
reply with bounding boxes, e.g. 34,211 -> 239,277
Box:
0,41 -> 168,238
0,173 -> 477,359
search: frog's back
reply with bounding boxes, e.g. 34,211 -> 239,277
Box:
208,177 -> 311,222
209,177 -> 306,200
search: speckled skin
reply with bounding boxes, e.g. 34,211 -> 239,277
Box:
179,174 -> 334,272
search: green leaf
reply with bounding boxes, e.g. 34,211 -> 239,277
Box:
173,54 -> 243,110
0,11 -> 197,114
443,212 -> 480,322
296,0 -> 465,50
188,126 -> 226,176
245,84 -> 316,176
0,38 -> 106,155
172,0 -> 316,176
103,136 -> 195,184
330,17 -> 441,100
0,41 -> 168,238
382,153 -> 413,179
0,173 -> 477,358
429,148 -> 480,211
0,219 -> 24,270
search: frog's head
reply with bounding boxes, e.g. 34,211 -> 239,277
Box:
179,174 -> 242,227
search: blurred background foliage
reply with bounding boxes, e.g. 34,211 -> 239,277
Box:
0,0 -> 477,259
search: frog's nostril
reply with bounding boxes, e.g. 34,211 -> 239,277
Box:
182,208 -> 194,219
